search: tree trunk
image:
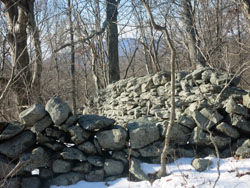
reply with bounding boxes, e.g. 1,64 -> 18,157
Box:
106,0 -> 120,84
181,0 -> 206,68
67,0 -> 77,114
28,0 -> 43,104
3,1 -> 33,111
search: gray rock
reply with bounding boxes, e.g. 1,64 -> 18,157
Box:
0,122 -> 24,140
129,158 -> 149,181
192,158 -> 212,172
232,115 -> 250,134
85,169 -> 104,182
128,120 -> 160,149
225,97 -> 249,118
56,115 -> 79,132
216,122 -> 240,139
112,151 -> 128,165
178,116 -> 196,129
78,115 -> 115,131
190,127 -> 231,149
43,142 -> 65,151
68,125 -> 90,145
0,131 -> 35,159
104,159 -> 124,176
235,139 -> 250,158
61,147 -> 87,161
87,155 -> 104,167
243,94 -> 250,108
192,111 -> 215,130
52,159 -> 72,173
72,162 -> 92,173
22,176 -> 40,188
138,142 -> 163,157
141,79 -> 154,92
77,141 -> 97,155
200,108 -> 223,124
169,123 -> 191,145
45,97 -> 71,125
31,115 -> 53,133
45,128 -> 64,139
51,172 -> 84,186
96,128 -> 127,150
21,147 -> 50,171
19,104 -> 47,127
39,168 -> 53,179
152,71 -> 171,86
36,133 -> 54,144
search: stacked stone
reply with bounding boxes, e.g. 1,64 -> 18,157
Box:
0,98 -> 128,187
90,68 -> 250,159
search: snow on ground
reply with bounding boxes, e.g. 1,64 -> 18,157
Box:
51,157 -> 250,188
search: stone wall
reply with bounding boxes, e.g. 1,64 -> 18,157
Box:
0,68 -> 250,188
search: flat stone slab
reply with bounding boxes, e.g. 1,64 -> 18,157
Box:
78,115 -> 115,131
19,104 -> 47,126
61,147 -> 87,161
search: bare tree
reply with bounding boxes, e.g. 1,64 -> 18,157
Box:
141,0 -> 176,178
67,0 -> 76,114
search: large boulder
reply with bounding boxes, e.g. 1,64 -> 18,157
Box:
52,159 -> 72,173
128,120 -> 160,149
0,131 -> 35,159
45,97 -> 71,125
192,158 -> 212,172
0,122 -> 24,140
104,159 -> 124,176
78,115 -> 115,131
19,104 -> 47,126
96,128 -> 127,150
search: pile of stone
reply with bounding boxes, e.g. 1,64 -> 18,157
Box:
89,67 -> 250,159
0,68 -> 250,188
0,98 -> 128,188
